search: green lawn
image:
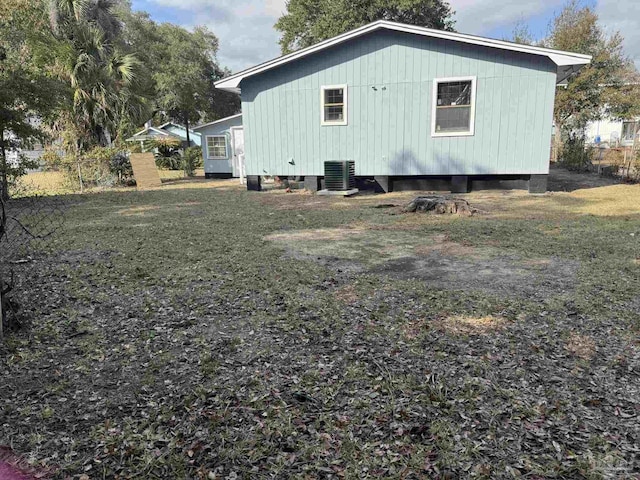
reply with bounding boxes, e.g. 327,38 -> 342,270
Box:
1,181 -> 639,479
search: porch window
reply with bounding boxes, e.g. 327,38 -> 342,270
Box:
207,136 -> 227,159
321,85 -> 348,125
432,77 -> 476,137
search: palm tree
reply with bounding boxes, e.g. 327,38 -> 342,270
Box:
49,0 -> 149,149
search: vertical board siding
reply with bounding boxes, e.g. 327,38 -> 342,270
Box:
196,115 -> 243,174
241,30 -> 557,176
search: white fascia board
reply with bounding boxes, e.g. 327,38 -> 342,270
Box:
215,21 -> 592,92
192,113 -> 243,131
130,126 -> 171,138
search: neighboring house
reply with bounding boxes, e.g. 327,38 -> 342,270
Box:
192,114 -> 243,178
215,21 -> 591,193
125,122 -> 201,150
6,140 -> 45,172
4,117 -> 46,172
585,117 -> 639,147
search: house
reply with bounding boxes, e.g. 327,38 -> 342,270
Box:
125,122 -> 201,150
4,117 -> 46,172
192,114 -> 243,178
215,21 -> 591,193
585,116 -> 639,148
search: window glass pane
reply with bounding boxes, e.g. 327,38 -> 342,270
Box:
435,106 -> 471,133
208,137 -> 226,157
437,81 -> 471,107
324,105 -> 344,122
324,88 -> 344,105
435,80 -> 472,132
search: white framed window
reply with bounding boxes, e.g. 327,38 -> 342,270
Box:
321,85 -> 348,126
431,76 -> 476,137
206,135 -> 227,159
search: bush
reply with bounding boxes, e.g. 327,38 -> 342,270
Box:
558,133 -> 594,172
183,147 -> 203,177
110,152 -> 133,182
44,147 -> 132,191
155,151 -> 182,170
151,138 -> 183,170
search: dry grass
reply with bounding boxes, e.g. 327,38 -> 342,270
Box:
157,168 -> 205,180
334,284 -> 359,304
265,227 -> 365,242
568,184 -> 640,216
20,171 -> 67,193
436,315 -> 507,336
402,315 -> 507,340
565,333 -> 597,361
117,205 -> 161,216
413,234 -> 478,257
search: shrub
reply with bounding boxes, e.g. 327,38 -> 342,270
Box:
183,147 -> 203,177
558,133 -> 594,172
602,148 -> 625,170
110,152 -> 133,182
150,138 -> 183,170
44,147 -> 132,191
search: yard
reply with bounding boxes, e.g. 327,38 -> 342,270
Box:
1,176 -> 639,479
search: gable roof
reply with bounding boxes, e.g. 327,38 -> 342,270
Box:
215,21 -> 592,93
126,126 -> 182,142
158,122 -> 201,137
192,113 -> 242,131
126,122 -> 201,142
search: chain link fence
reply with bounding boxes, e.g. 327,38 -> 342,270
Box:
0,194 -> 65,338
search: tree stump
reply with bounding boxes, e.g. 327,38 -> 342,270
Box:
404,196 -> 476,216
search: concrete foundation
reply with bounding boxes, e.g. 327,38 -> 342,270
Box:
471,178 -> 529,190
303,175 -> 321,192
528,174 -> 548,194
391,177 -> 451,192
246,175 -> 262,191
205,173 -> 233,179
450,175 -> 471,193
374,176 -> 392,193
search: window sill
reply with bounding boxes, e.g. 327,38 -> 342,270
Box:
431,131 -> 474,138
321,122 -> 348,126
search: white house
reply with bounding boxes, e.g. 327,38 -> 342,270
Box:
585,116 -> 639,147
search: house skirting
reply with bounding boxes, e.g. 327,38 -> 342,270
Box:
205,173 -> 233,179
246,174 -> 548,194
374,175 -> 542,193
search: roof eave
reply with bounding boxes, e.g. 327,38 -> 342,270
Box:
214,20 -> 592,91
192,113 -> 243,131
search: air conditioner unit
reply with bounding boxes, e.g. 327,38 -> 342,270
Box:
324,161 -> 355,191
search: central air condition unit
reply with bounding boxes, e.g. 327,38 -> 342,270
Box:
324,161 -> 355,191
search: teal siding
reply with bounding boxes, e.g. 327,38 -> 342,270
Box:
194,116 -> 243,175
241,30 -> 557,177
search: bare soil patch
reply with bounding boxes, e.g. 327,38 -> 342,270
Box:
268,228 -> 577,299
548,164 -> 621,192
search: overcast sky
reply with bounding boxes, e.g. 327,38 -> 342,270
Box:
131,0 -> 640,73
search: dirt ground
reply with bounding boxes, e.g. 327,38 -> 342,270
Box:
547,163 -> 622,192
